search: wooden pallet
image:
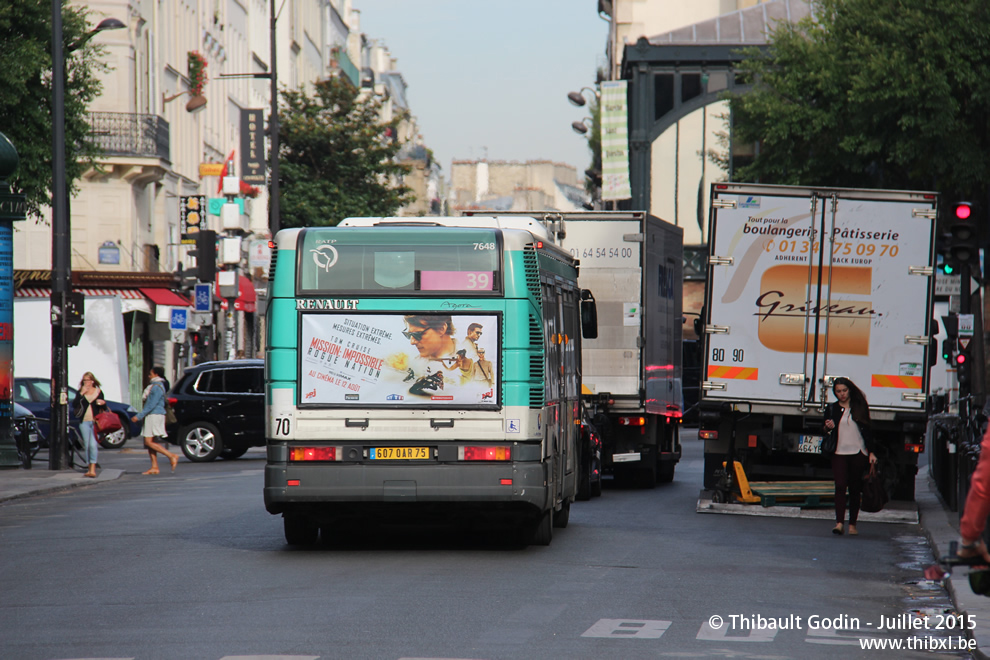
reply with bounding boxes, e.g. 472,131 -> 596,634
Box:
747,481 -> 836,508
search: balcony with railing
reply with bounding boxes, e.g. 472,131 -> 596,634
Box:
88,112 -> 170,161
329,47 -> 360,88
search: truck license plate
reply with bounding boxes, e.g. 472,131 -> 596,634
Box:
612,452 -> 641,463
797,436 -> 823,454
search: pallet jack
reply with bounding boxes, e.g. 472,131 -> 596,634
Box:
711,402 -> 761,504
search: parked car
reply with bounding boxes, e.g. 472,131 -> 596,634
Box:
167,359 -> 265,462
13,377 -> 140,449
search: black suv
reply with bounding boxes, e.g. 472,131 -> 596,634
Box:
167,359 -> 265,462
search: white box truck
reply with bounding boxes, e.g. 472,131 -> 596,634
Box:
478,211 -> 686,487
698,183 -> 938,499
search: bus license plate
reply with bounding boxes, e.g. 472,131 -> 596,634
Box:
370,447 -> 429,460
797,435 -> 823,454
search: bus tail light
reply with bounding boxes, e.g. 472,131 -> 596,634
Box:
289,446 -> 342,461
699,429 -> 718,440
618,416 -> 646,426
905,442 -> 924,453
460,446 -> 511,461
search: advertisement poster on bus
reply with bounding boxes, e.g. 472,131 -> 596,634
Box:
300,313 -> 498,407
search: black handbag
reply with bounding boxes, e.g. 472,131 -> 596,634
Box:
820,404 -> 837,454
861,463 -> 888,512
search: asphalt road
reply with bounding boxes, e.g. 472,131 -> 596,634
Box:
0,432 -> 972,660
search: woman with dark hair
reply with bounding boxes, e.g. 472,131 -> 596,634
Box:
823,377 -> 878,536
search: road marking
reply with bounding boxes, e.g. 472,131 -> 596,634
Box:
581,618 -> 671,638
697,621 -> 778,642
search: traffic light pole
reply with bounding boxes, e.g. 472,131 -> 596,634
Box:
49,3 -> 69,470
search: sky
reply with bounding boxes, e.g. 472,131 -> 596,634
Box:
357,1 -> 610,176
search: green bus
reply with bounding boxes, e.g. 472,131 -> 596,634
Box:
263,216 -> 597,546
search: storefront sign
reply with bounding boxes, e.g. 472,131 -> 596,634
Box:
240,109 -> 267,185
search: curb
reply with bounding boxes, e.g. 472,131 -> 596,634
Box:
0,468 -> 125,504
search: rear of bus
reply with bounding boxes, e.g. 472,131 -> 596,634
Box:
263,220 -> 570,544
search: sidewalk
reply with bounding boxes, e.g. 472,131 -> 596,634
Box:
0,466 -> 124,503
916,470 -> 990,660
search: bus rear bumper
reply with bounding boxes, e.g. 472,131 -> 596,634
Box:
264,461 -> 549,517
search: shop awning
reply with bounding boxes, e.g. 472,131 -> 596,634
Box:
15,287 -> 146,299
15,287 -> 152,314
215,275 -> 257,313
139,288 -> 192,307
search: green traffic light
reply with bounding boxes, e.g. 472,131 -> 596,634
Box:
943,262 -> 955,275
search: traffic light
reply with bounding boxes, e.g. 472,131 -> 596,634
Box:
941,339 -> 954,362
64,291 -> 85,347
947,201 -> 979,272
956,340 -> 972,385
189,229 -> 217,283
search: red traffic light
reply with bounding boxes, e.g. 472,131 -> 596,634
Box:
955,202 -> 972,220
956,353 -> 967,365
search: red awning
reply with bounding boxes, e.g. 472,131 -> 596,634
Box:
215,275 -> 257,313
139,288 -> 192,307
15,287 -> 145,299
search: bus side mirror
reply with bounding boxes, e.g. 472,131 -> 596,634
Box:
581,289 -> 598,339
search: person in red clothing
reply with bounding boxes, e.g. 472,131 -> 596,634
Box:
958,425 -> 990,563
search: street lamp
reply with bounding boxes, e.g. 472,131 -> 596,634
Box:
49,10 -> 125,469
567,86 -> 600,108
571,117 -> 592,135
269,0 -> 281,237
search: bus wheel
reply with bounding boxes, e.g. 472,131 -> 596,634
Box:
284,515 -> 318,546
530,509 -> 553,546
553,499 -> 571,528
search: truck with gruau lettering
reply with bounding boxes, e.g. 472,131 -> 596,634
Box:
697,183 -> 939,500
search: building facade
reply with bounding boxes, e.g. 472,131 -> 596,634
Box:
13,0 -> 431,398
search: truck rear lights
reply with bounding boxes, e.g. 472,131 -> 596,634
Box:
619,416 -> 646,426
699,429 -> 718,440
289,446 -> 341,461
459,446 -> 511,461
905,442 -> 924,453
287,479 -> 301,486
748,435 -> 758,448
500,478 -> 513,485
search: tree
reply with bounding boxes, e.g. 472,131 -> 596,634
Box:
0,1 -> 109,220
278,76 -> 414,228
726,0 -> 990,199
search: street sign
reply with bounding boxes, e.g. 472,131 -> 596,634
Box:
192,312 -> 213,326
959,337 -> 972,351
958,313 -> 975,336
935,271 -> 960,296
194,283 -> 212,312
171,330 -> 186,344
169,308 -> 188,331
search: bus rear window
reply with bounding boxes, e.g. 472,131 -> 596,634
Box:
298,227 -> 501,294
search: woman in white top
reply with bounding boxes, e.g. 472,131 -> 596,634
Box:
823,377 -> 878,536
